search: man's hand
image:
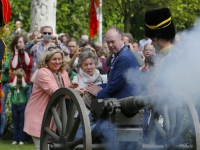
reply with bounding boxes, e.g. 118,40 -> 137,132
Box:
51,35 -> 59,44
34,34 -> 42,43
86,83 -> 102,96
127,43 -> 134,50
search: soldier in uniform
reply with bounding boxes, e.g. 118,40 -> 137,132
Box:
143,8 -> 183,145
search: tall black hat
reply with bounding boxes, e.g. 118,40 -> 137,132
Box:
144,8 -> 175,40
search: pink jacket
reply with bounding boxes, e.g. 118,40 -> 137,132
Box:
24,68 -> 70,137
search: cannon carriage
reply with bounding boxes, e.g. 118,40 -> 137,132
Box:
40,88 -> 200,150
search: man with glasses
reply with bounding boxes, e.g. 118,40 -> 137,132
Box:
29,26 -> 70,75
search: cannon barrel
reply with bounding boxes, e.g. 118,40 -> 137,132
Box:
119,92 -> 167,117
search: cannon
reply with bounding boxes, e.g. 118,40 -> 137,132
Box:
40,88 -> 200,150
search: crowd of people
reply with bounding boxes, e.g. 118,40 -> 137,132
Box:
0,7 -> 182,150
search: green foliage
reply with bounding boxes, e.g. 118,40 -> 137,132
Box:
7,0 -> 200,41
4,92 -> 13,140
56,0 -> 90,39
8,0 -> 31,32
103,0 -> 200,41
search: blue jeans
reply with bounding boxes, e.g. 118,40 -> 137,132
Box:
26,83 -> 33,101
75,113 -> 96,139
12,104 -> 26,142
0,83 -> 9,134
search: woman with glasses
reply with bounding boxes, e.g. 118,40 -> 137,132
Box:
24,47 -> 71,150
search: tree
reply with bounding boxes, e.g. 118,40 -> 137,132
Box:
5,0 -> 200,41
56,0 -> 90,39
8,0 -> 31,32
103,0 -> 200,41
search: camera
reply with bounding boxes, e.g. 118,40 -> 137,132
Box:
42,35 -> 52,41
82,48 -> 90,52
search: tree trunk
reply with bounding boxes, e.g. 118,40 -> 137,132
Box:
124,14 -> 130,32
30,0 -> 57,33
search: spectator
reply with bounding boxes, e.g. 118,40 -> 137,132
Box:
0,52 -> 10,140
102,41 -> 110,53
86,27 -> 141,150
141,43 -> 155,72
59,33 -> 70,43
123,33 -> 144,67
65,38 -> 79,72
10,34 -> 33,100
72,51 -> 107,138
97,49 -> 110,74
80,41 -> 102,71
9,68 -> 28,145
24,47 -> 71,150
139,36 -> 152,51
30,26 -> 70,75
132,42 -> 140,52
87,27 -> 141,99
25,30 -> 40,53
14,21 -> 23,36
94,41 -> 102,52
123,33 -> 134,45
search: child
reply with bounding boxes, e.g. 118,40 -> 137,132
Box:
9,68 -> 28,145
141,43 -> 155,72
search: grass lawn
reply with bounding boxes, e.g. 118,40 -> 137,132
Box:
0,140 -> 35,150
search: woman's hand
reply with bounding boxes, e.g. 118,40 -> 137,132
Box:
70,82 -> 79,88
75,88 -> 86,95
14,45 -> 19,54
90,48 -> 97,56
76,47 -> 82,56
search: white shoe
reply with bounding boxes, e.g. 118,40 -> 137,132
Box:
19,141 -> 24,145
12,141 -> 17,145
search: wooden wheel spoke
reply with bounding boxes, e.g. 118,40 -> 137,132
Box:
161,105 -> 170,137
68,138 -> 83,149
66,99 -> 75,136
68,115 -> 81,141
44,127 -> 60,142
154,121 -> 166,140
60,96 -> 67,135
51,107 -> 62,136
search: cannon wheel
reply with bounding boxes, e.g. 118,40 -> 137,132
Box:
40,88 -> 92,150
148,94 -> 200,149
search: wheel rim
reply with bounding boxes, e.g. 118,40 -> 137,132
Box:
148,94 -> 200,150
40,88 -> 92,150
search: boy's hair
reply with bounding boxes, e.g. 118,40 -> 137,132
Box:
13,68 -> 26,79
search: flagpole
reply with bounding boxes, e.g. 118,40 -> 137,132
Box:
98,0 -> 102,43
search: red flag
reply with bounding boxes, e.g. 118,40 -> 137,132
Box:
90,0 -> 99,38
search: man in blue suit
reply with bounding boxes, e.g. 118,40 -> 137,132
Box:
87,27 -> 140,99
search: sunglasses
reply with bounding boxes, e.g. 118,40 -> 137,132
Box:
43,32 -> 52,35
48,46 -> 62,51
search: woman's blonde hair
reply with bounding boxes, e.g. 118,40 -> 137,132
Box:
143,43 -> 155,53
13,68 -> 26,79
37,48 -> 68,72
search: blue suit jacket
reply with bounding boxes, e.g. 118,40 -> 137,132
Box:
97,45 -> 141,99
